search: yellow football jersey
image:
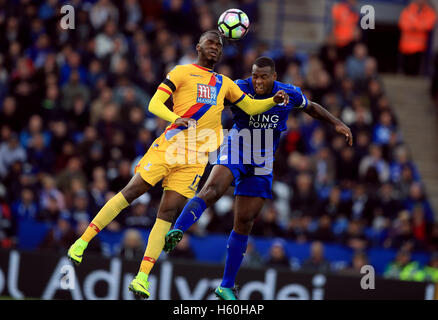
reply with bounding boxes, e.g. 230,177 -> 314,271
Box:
155,63 -> 246,156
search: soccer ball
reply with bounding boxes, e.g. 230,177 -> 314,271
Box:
217,9 -> 250,40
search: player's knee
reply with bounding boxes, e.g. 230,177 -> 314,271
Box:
120,187 -> 138,204
157,207 -> 177,223
235,214 -> 254,234
198,184 -> 222,206
121,179 -> 149,203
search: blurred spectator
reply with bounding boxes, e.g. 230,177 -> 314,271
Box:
48,120 -> 69,156
168,233 -> 196,261
27,133 -> 55,173
339,250 -> 369,276
59,51 -> 88,87
335,147 -> 359,185
276,44 -> 302,80
318,186 -> 350,219
412,205 -> 429,247
68,95 -> 90,134
69,190 -> 92,224
90,87 -> 114,126
313,147 -> 335,192
375,183 -> 403,221
19,114 -> 50,149
359,144 -> 390,184
427,223 -> 438,251
0,96 -> 22,132
241,238 -> 265,268
339,220 -> 369,251
110,159 -> 133,193
384,249 -> 424,281
372,110 -> 398,147
395,165 -> 417,199
398,0 -> 436,75
89,167 -> 109,213
423,252 -> 438,282
331,0 -> 360,60
348,183 -> 375,224
390,145 -> 420,184
90,0 -> 119,30
319,35 -> 339,76
345,43 -> 368,81
11,188 -> 38,223
38,195 -> 65,224
56,156 -> 87,195
123,194 -> 153,229
39,215 -> 76,253
285,216 -> 310,243
206,196 -> 235,234
61,71 -> 90,111
252,205 -> 285,238
0,185 -> 15,248
384,210 -> 422,251
266,239 -> 290,269
404,182 -> 435,222
118,228 -> 145,260
301,241 -> 331,273
40,174 -> 65,212
290,173 -> 318,217
310,215 -> 336,243
0,132 -> 26,178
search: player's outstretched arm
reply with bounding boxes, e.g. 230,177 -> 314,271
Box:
148,89 -> 180,123
304,101 -> 353,146
148,89 -> 196,127
235,90 -> 289,115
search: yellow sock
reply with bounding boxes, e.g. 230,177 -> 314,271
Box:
80,192 -> 129,243
139,218 -> 172,275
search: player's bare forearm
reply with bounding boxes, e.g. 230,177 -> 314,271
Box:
304,101 -> 353,146
304,101 -> 338,126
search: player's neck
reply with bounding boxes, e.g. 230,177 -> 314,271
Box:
195,58 -> 214,71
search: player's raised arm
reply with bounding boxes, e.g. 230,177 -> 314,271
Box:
147,89 -> 180,123
148,67 -> 197,128
304,100 -> 353,146
234,90 -> 289,115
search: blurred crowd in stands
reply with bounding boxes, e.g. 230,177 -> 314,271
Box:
0,0 -> 437,281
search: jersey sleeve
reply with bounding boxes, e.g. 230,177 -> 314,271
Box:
288,86 -> 308,109
224,76 -> 246,105
158,65 -> 184,95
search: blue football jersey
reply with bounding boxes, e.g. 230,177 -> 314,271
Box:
227,77 -> 308,167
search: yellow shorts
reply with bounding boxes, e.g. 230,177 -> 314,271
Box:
135,144 -> 207,198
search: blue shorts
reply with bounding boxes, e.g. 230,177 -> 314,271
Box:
214,134 -> 273,199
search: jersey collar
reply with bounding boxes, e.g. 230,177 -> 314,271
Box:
192,64 -> 214,72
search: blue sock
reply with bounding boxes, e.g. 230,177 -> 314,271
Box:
173,196 -> 207,232
221,230 -> 248,288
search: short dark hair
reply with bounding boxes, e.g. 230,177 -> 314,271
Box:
253,56 -> 275,72
199,30 -> 223,43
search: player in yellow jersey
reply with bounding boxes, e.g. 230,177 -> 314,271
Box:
67,30 -> 288,299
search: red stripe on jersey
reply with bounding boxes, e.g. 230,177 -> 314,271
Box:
192,64 -> 213,72
143,256 -> 156,264
158,86 -> 172,95
89,223 -> 101,233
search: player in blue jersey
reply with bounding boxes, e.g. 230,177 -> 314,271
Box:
163,56 -> 353,300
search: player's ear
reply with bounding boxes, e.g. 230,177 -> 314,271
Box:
272,71 -> 277,81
